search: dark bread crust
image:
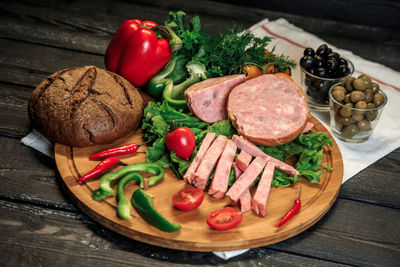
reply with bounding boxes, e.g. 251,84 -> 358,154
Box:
28,66 -> 143,147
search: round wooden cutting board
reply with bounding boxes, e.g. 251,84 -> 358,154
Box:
54,115 -> 343,252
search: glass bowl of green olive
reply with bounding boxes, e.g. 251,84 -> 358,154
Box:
329,75 -> 387,143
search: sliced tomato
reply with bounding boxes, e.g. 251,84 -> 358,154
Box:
206,207 -> 242,230
172,187 -> 204,211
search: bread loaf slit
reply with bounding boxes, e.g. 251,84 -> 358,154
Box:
69,67 -> 97,117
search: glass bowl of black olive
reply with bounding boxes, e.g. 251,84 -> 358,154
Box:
300,44 -> 354,110
328,75 -> 387,143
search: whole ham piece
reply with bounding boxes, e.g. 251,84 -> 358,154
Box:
227,74 -> 309,146
185,74 -> 246,123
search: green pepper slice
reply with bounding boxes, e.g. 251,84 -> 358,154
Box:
92,162 -> 164,201
132,189 -> 181,232
116,172 -> 144,220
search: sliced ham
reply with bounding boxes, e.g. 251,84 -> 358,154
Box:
302,121 -> 314,133
232,135 -> 299,176
235,150 -> 252,172
252,162 -> 275,217
208,140 -> 237,198
183,132 -> 216,184
185,74 -> 247,123
227,74 -> 308,146
233,162 -> 251,213
192,135 -> 228,190
226,157 -> 266,202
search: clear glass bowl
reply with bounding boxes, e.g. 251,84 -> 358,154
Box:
328,83 -> 387,143
300,56 -> 354,111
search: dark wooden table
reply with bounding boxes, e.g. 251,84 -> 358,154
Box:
1,1 -> 399,266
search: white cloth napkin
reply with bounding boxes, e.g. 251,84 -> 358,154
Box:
21,18 -> 400,260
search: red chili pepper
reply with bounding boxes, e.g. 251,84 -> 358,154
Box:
275,186 -> 302,227
88,141 -> 149,160
77,157 -> 120,183
105,18 -> 182,86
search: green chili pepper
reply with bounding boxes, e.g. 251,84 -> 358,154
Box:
146,55 -> 188,98
116,172 -> 144,220
132,189 -> 181,232
92,162 -> 164,200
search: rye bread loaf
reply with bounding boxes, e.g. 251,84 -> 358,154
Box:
28,66 -> 143,147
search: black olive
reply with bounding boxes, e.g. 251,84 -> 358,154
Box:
310,68 -> 317,75
327,52 -> 340,60
314,55 -> 325,68
304,47 -> 315,57
339,57 -> 348,66
327,69 -> 337,78
339,64 -> 350,77
326,48 -> 333,58
315,67 -> 327,78
316,44 -> 329,57
326,58 -> 339,71
300,56 -> 316,70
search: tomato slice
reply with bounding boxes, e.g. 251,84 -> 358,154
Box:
206,207 -> 242,230
172,187 -> 204,211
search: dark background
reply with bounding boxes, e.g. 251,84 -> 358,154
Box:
214,0 -> 400,28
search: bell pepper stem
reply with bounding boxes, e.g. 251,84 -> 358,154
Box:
152,26 -> 183,52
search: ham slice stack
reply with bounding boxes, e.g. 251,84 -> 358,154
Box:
183,134 -> 298,216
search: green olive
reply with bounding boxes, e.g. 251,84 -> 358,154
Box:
350,91 -> 365,102
357,120 -> 372,131
344,77 -> 355,92
341,124 -> 359,138
358,75 -> 372,89
351,112 -> 364,121
358,74 -> 372,84
371,82 -> 380,93
332,102 -> 341,112
365,110 -> 378,121
364,89 -> 373,103
373,92 -> 385,107
335,114 -> 352,126
332,89 -> 345,102
353,78 -> 367,91
344,93 -> 351,103
339,103 -> 353,118
355,101 -> 367,109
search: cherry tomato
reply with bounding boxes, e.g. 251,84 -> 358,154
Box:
172,187 -> 204,211
243,65 -> 262,79
206,207 -> 242,230
264,64 -> 275,74
165,127 -> 195,160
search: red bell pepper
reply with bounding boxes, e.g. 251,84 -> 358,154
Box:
105,19 -> 182,87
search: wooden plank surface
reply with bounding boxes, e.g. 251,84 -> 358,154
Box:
0,0 -> 399,265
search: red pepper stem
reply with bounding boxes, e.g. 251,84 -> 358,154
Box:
137,140 -> 151,147
298,185 -> 302,199
152,26 -> 182,52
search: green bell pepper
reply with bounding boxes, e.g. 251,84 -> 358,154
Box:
132,188 -> 181,232
146,54 -> 189,98
162,60 -> 207,109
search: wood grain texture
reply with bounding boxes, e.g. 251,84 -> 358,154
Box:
54,116 -> 343,252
